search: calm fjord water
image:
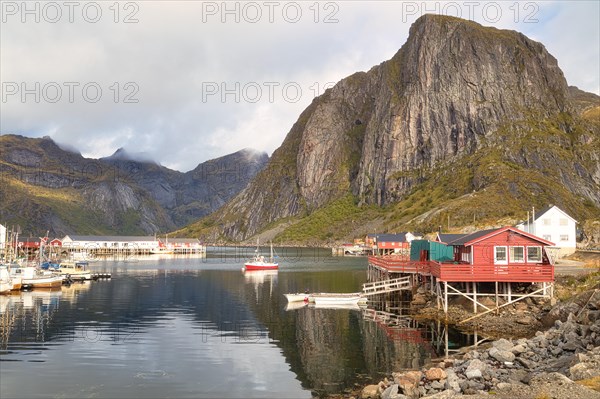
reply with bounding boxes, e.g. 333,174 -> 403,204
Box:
0,248 -> 460,398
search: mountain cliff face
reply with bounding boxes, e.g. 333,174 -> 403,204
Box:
183,14 -> 600,242
0,135 -> 268,236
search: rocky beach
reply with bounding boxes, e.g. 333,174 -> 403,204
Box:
332,271 -> 600,399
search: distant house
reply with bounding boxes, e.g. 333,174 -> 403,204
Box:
17,237 -> 43,250
49,239 -> 62,247
373,232 -> 422,255
160,238 -> 203,250
516,205 -> 577,256
62,235 -> 159,250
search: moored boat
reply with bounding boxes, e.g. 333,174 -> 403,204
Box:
52,261 -> 92,281
16,267 -> 63,289
311,293 -> 366,306
284,293 -> 312,302
244,239 -> 278,271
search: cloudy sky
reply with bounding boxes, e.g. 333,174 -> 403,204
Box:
1,1 -> 599,171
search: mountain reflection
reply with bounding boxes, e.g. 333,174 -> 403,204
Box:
1,255 -> 468,398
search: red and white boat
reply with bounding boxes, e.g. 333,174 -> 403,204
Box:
244,240 -> 278,271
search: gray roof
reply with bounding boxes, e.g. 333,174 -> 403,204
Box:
164,238 -> 200,244
65,235 -> 157,242
448,229 -> 497,245
375,233 -> 408,243
437,233 -> 468,244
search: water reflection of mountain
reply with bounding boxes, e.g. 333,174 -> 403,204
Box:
0,266 -> 467,396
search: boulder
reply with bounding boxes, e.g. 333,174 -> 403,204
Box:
492,338 -> 514,352
444,369 -> 461,393
489,347 -> 515,363
465,369 -> 482,379
425,368 -> 447,381
362,385 -> 380,399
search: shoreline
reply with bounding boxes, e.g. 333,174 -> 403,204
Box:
327,272 -> 599,399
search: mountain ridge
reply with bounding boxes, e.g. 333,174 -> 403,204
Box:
178,14 -> 600,243
0,134 -> 268,236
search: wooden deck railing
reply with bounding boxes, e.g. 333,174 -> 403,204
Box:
369,256 -> 554,282
430,262 -> 554,282
367,256 -> 431,274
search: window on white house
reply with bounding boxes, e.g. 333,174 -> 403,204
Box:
510,247 -> 525,262
543,235 -> 552,241
559,218 -> 568,226
560,235 -> 569,241
543,218 -> 551,226
495,246 -> 507,264
527,246 -> 542,262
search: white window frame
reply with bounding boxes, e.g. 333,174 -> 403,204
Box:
543,235 -> 551,241
560,235 -> 569,242
509,246 -> 525,263
494,246 -> 508,265
559,218 -> 568,226
543,218 -> 551,226
527,246 -> 542,263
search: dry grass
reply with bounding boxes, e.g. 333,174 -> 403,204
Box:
576,376 -> 600,392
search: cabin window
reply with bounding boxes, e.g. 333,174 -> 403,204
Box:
527,246 -> 542,262
559,218 -> 568,226
509,246 -> 525,263
543,235 -> 551,241
494,246 -> 508,264
560,235 -> 569,242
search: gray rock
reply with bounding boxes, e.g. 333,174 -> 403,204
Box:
489,347 -> 516,363
511,344 -> 527,354
492,338 -> 514,352
422,390 -> 458,398
444,369 -> 461,393
465,369 -> 482,379
430,380 -> 445,390
381,384 -> 403,399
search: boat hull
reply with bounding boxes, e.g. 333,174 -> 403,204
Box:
285,293 -> 310,302
312,293 -> 366,306
22,277 -> 63,288
244,263 -> 278,271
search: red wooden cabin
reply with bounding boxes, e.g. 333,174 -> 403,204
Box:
433,226 -> 555,282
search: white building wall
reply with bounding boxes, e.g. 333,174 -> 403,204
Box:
518,207 -> 577,256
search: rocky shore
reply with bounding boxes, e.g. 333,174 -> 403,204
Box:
339,288 -> 600,399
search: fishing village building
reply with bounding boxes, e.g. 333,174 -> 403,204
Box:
367,226 -> 555,315
515,205 -> 577,256
60,235 -> 205,255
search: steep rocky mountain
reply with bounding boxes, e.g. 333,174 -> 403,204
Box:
181,14 -> 600,242
102,147 -> 269,227
0,135 -> 268,236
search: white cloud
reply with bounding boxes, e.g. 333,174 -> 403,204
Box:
1,1 -> 598,171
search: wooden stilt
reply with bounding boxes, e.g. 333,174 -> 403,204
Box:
508,283 -> 512,303
495,281 -> 499,315
473,282 -> 477,313
444,282 -> 448,314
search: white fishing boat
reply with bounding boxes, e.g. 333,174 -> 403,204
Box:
284,293 -> 311,302
15,267 -> 63,289
285,301 -> 308,311
52,261 -> 92,281
311,293 -> 366,306
0,265 -> 21,292
244,239 -> 278,271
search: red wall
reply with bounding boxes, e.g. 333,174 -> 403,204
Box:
472,230 -> 548,265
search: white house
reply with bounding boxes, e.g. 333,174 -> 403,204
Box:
516,205 -> 577,256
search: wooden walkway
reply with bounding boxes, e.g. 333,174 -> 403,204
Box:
362,276 -> 412,296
